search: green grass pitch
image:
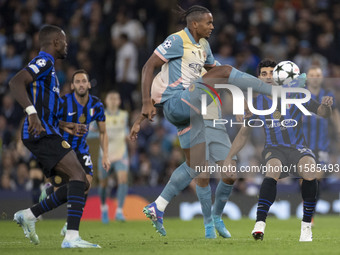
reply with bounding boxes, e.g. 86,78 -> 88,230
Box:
0,216 -> 339,255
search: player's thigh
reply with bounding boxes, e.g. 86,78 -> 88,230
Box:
54,150 -> 87,181
265,158 -> 283,180
184,142 -> 206,170
195,160 -> 210,187
202,65 -> 232,80
297,156 -> 317,180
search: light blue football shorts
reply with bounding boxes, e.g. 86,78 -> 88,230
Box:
162,77 -> 212,149
98,150 -> 129,180
204,120 -> 237,162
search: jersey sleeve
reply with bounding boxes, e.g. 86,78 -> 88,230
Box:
25,58 -> 53,81
94,102 -> 106,122
154,34 -> 183,62
204,42 -> 216,67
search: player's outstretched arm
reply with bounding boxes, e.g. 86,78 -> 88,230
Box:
317,96 -> 333,118
9,69 -> 45,136
224,126 -> 250,165
97,121 -> 110,171
141,53 -> 164,121
129,114 -> 146,141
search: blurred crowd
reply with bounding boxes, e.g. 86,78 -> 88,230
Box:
1,0 -> 340,194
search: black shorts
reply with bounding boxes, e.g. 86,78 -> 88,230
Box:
262,146 -> 315,178
23,135 -> 73,178
76,152 -> 93,176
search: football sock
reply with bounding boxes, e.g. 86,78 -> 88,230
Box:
256,177 -> 277,222
32,178 -> 43,204
228,67 -> 273,96
30,183 -> 68,218
196,184 -> 213,225
155,196 -> 169,212
98,185 -> 106,205
212,180 -> 233,217
66,180 -> 86,230
158,162 -> 198,211
117,183 -> 128,209
301,179 -> 317,223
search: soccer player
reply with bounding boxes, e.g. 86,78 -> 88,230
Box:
302,65 -> 340,219
224,59 -> 333,242
130,6 -> 294,237
96,91 -> 129,223
40,69 -> 110,234
9,25 -> 101,248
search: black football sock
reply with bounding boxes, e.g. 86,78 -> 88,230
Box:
66,181 -> 86,230
30,184 -> 68,218
301,179 -> 317,223
45,185 -> 55,196
256,177 -> 277,222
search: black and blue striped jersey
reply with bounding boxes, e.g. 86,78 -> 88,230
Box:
22,51 -> 61,140
303,88 -> 335,152
248,93 -> 320,149
58,93 -> 105,155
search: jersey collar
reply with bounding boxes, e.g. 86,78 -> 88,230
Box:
184,27 -> 200,46
38,51 -> 55,64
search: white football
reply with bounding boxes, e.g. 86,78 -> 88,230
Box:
273,61 -> 300,85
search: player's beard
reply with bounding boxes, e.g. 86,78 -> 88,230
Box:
76,90 -> 88,97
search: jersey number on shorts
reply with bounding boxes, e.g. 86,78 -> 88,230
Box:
83,155 -> 93,166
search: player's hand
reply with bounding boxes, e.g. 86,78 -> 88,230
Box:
28,114 -> 45,136
129,121 -> 141,141
141,99 -> 156,121
321,96 -> 333,107
102,156 -> 110,172
235,115 -> 244,122
60,121 -> 88,137
224,156 -> 234,170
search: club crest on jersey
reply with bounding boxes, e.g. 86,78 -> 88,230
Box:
79,114 -> 86,123
273,110 -> 281,119
61,140 -> 71,149
36,58 -> 46,67
89,108 -> 95,117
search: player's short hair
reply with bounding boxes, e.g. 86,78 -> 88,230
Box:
39,25 -> 63,47
257,59 -> 277,76
71,69 -> 90,83
178,5 -> 211,24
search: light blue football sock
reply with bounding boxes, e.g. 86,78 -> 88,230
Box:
160,162 -> 199,202
117,183 -> 128,209
98,185 -> 106,205
196,184 -> 213,225
212,181 -> 233,217
228,67 -> 273,96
